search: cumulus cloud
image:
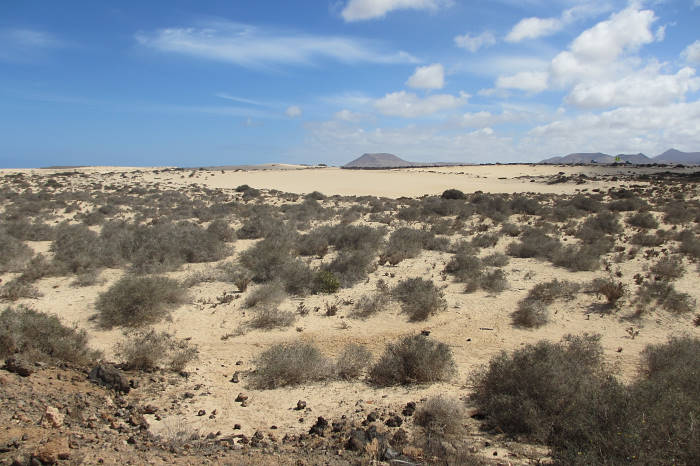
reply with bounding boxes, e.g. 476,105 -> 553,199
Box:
682,40 -> 700,64
566,66 -> 700,108
505,2 -> 611,43
454,31 -> 496,52
341,0 -> 451,21
506,17 -> 563,42
524,101 -> 700,157
496,71 -> 549,93
406,63 -> 445,89
286,106 -> 302,117
135,21 -> 419,68
550,6 -> 658,86
373,91 -> 469,117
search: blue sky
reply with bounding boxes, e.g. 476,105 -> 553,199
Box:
1,0 -> 700,167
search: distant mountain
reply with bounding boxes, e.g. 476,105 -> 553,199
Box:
653,148 -> 700,164
615,153 -> 652,164
541,152 -> 614,164
344,153 -> 420,168
541,149 -> 700,165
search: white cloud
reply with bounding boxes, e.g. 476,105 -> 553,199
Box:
506,17 -> 563,42
524,101 -> 700,157
454,31 -> 496,52
334,109 -> 364,122
566,66 -> 700,108
373,91 -> 469,117
459,110 -> 528,128
406,63 -> 445,90
286,106 -> 302,118
682,40 -> 700,64
303,119 -> 517,164
496,71 -> 549,92
505,2 -> 612,43
341,0 -> 451,21
135,21 -> 419,68
0,28 -> 64,61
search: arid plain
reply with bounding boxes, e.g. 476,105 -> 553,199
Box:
1,164 -> 699,465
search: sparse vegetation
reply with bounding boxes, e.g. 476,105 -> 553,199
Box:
250,341 -> 332,389
95,275 -> 186,328
335,343 -> 372,380
115,329 -> 198,372
392,278 -> 447,321
369,334 -> 455,386
0,306 -> 101,365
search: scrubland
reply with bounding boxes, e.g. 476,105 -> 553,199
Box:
1,164 -> 699,465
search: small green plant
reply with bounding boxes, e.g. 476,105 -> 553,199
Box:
313,270 -> 340,294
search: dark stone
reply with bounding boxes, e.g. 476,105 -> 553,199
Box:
401,402 -> 416,417
197,410 -> 206,416
88,364 -> 130,393
253,431 -> 264,441
308,417 -> 328,437
233,424 -> 241,430
385,415 -> 402,428
230,372 -> 239,383
126,436 -> 136,445
3,356 -> 34,377
294,400 -> 306,411
183,392 -> 195,399
235,393 -> 248,402
366,411 -> 379,423
420,330 -> 431,336
331,420 -> 346,433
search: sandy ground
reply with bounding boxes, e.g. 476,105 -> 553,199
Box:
2,163 -> 699,463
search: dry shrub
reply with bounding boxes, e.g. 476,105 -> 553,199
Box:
511,299 -> 550,328
0,305 -> 101,365
115,329 -> 198,372
512,280 -> 580,328
650,255 -> 685,282
481,269 -> 508,293
414,396 -> 465,436
627,211 -> 658,229
368,334 -> 455,386
481,252 -> 509,267
590,277 -> 625,307
250,341 -> 332,389
0,230 -> 34,272
247,306 -> 296,330
392,278 -> 447,321
0,279 -> 41,301
95,275 -> 186,328
335,343 -> 372,380
244,282 -> 286,308
350,281 -> 390,319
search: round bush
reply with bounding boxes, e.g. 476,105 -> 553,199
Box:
95,275 -> 185,328
369,334 -> 455,386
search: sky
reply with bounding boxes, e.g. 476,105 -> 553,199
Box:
1,0 -> 700,167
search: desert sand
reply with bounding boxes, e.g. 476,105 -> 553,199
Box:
1,163 -> 698,464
